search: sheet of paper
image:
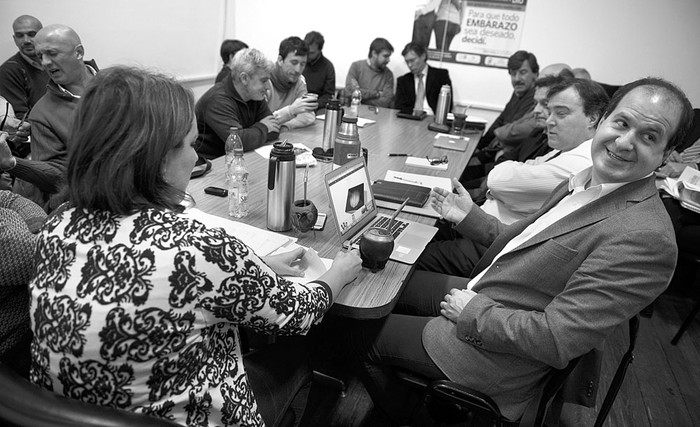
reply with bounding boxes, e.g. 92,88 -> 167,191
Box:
254,142 -> 317,167
316,114 -> 376,128
270,244 -> 333,285
405,156 -> 449,171
373,171 -> 451,218
182,208 -> 294,256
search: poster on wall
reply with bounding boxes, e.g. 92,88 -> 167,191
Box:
412,0 -> 528,68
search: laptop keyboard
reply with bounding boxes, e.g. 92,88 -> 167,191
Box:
350,216 -> 409,246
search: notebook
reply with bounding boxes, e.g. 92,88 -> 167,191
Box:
324,158 -> 438,264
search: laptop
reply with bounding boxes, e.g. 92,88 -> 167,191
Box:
324,158 -> 438,264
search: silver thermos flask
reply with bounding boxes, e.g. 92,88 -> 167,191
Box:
434,84 -> 451,125
322,99 -> 342,151
267,142 -> 296,231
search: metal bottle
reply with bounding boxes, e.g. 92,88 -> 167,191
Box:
266,142 -> 296,231
333,116 -> 361,169
322,99 -> 342,151
434,84 -> 451,125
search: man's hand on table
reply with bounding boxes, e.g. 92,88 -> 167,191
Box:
430,178 -> 474,224
440,288 -> 476,323
260,115 -> 280,134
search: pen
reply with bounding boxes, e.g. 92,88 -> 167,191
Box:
394,176 -> 421,185
388,153 -> 411,157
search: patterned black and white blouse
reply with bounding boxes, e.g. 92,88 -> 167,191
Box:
28,205 -> 332,426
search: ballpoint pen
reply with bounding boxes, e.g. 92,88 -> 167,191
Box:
394,176 -> 421,184
388,153 -> 411,157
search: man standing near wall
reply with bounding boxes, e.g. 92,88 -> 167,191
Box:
345,38 -> 395,108
0,15 -> 49,118
302,31 -> 335,110
196,48 -> 280,158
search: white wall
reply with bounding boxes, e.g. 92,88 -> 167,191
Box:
230,0 -> 700,111
2,0 -> 699,116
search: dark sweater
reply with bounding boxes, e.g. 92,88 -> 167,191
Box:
302,53 -> 336,110
0,52 -> 49,117
195,76 -> 278,159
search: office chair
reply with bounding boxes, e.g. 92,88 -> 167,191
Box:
671,252 -> 700,345
397,314 -> 641,427
0,361 -> 180,427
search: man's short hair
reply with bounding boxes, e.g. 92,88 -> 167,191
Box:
507,50 -> 539,74
547,78 -> 610,127
604,77 -> 694,151
401,41 -> 426,58
534,74 -> 570,90
219,39 -> 248,63
279,36 -> 308,60
368,38 -> 394,58
304,31 -> 324,50
230,48 -> 273,82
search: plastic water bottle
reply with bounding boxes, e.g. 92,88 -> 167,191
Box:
348,79 -> 362,118
225,127 -> 248,218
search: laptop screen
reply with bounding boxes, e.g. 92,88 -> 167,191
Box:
325,158 -> 376,242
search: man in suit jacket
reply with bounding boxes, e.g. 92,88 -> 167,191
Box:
351,78 -> 694,424
394,42 -> 452,115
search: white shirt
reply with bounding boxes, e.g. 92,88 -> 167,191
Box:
481,139 -> 594,224
467,167 -> 632,290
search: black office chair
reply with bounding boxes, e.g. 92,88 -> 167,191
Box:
397,314 -> 641,427
0,361 -> 180,427
671,251 -> 700,345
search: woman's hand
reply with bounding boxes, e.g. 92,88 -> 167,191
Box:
326,249 -> 362,285
263,247 -> 307,277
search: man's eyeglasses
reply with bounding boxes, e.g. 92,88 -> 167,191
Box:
426,155 -> 448,165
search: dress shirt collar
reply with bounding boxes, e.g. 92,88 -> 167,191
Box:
567,166 -> 648,198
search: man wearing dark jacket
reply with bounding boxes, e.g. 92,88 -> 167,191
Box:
0,15 -> 49,118
394,42 -> 451,115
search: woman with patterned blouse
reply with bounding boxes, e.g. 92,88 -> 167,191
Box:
28,66 -> 361,426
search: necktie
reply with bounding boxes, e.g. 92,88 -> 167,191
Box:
414,73 -> 425,114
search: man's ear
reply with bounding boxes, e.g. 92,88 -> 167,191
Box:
239,72 -> 249,84
75,44 -> 84,60
277,55 -> 284,66
588,113 -> 600,129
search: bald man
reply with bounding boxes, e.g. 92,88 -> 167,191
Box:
1,24 -> 98,211
0,15 -> 49,117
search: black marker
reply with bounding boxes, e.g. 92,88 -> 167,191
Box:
388,153 -> 411,157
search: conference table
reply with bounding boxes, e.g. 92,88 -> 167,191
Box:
186,106 -> 480,319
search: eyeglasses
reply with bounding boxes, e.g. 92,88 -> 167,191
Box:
426,155 -> 448,165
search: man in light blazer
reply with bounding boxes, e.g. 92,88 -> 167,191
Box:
351,77 -> 694,425
394,42 -> 452,115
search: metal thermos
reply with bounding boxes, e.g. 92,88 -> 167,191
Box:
434,84 -> 451,125
266,142 -> 296,231
322,99 -> 342,151
333,116 -> 361,169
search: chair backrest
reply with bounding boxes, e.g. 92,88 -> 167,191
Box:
0,362 -> 179,427
593,314 -> 641,427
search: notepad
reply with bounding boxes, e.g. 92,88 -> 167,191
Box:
405,156 -> 449,171
316,114 -> 376,128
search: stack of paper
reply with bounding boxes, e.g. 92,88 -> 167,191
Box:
183,208 -> 294,256
316,114 -> 376,128
405,156 -> 449,171
255,142 -> 317,167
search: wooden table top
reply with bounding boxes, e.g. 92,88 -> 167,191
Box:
187,105 -> 479,319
